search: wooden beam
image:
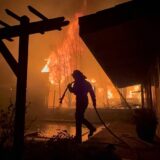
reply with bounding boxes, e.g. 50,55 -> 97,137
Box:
0,40 -> 18,76
0,17 -> 69,39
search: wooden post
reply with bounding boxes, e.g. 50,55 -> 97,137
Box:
13,16 -> 29,159
146,78 -> 153,109
141,84 -> 144,108
0,7 -> 69,160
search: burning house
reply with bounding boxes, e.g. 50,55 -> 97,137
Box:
42,8 -> 142,109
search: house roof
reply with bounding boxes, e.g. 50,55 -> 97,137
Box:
79,0 -> 160,87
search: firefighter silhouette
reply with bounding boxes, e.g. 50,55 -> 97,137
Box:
68,70 -> 96,143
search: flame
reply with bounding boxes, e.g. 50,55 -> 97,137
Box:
42,13 -> 84,85
41,5 -> 142,109
128,91 -> 133,98
41,65 -> 49,73
98,88 -> 103,93
134,85 -> 140,91
91,78 -> 96,84
107,90 -> 113,99
41,11 -> 86,108
41,59 -> 50,73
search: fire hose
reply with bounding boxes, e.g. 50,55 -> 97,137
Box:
59,83 -> 140,160
59,83 -> 130,146
59,87 -> 68,104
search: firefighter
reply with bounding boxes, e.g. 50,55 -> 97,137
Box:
67,70 -> 96,143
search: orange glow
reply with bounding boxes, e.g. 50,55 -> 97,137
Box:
128,91 -> 133,98
134,85 -> 140,90
41,59 -> 50,73
42,12 -> 85,108
107,90 -> 113,99
41,12 -> 142,109
90,78 -> 96,84
98,88 -> 103,93
127,85 -> 141,99
42,13 -> 83,86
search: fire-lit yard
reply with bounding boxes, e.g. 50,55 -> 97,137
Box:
2,120 -> 160,160
1,0 -> 160,160
23,119 -> 160,160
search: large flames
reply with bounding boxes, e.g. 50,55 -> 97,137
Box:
41,13 -> 83,85
41,13 -> 142,109
41,13 -> 85,108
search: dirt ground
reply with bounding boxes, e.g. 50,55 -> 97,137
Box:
85,121 -> 160,160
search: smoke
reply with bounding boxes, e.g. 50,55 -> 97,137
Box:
0,0 -> 128,109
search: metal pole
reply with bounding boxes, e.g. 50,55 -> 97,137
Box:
14,16 -> 29,160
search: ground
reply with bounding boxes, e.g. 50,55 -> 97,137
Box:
86,121 -> 160,160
